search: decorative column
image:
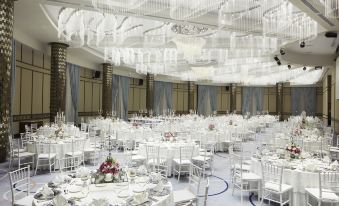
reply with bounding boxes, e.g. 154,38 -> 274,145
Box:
276,83 -> 283,121
188,81 -> 195,112
102,63 -> 113,118
146,73 -> 154,116
49,42 -> 68,122
0,0 -> 14,162
230,83 -> 237,113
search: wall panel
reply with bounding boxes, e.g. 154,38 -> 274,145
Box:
32,72 -> 43,114
20,69 -> 32,114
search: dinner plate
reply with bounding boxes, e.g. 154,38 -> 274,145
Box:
117,190 -> 130,198
68,185 -> 82,193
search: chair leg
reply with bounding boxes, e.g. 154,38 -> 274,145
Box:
280,194 -> 283,206
35,159 -> 39,175
177,165 -> 181,181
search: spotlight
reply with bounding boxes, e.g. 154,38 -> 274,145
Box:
300,41 -> 305,48
287,65 -> 291,69
274,56 -> 280,61
277,61 -> 281,66
280,49 -> 285,55
315,66 -> 322,70
303,67 -> 306,71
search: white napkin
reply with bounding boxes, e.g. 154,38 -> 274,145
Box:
88,198 -> 110,206
52,194 -> 69,206
153,181 -> 164,192
41,185 -> 54,197
301,152 -> 311,159
330,160 -> 339,170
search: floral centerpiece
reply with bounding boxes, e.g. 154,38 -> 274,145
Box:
285,143 -> 301,159
95,156 -> 120,183
132,122 -> 139,128
164,132 -> 174,141
208,124 -> 215,131
292,127 -> 302,136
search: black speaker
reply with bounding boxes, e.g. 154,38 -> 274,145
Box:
225,86 -> 230,91
93,71 -> 100,79
138,79 -> 144,86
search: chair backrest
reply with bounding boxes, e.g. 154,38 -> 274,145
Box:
35,141 -> 52,158
146,145 -> 159,161
230,153 -> 244,179
81,123 -> 88,132
24,125 -> 31,133
188,163 -> 203,197
58,156 -> 81,172
31,123 -> 38,132
8,165 -> 30,204
71,139 -> 85,155
318,171 -> 339,200
261,162 -> 284,192
179,146 -> 193,162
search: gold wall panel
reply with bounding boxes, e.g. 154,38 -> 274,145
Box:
33,49 -> 43,68
20,69 -> 32,114
92,83 -> 100,112
84,81 -> 92,112
79,81 -> 85,112
140,88 -> 146,110
21,44 -> 32,64
13,67 -> 21,115
32,72 -> 43,114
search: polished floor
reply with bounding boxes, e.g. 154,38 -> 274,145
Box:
0,142 -> 264,206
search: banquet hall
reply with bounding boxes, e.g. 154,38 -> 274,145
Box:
2,0 -> 339,205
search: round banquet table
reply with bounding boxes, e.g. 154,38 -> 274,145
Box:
32,180 -> 174,206
26,138 -> 91,160
138,142 -> 199,175
250,158 -> 334,206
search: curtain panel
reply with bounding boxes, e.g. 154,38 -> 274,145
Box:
153,81 -> 173,115
291,87 -> 316,116
112,75 -> 130,120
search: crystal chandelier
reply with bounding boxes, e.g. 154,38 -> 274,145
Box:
170,0 -> 224,20
324,0 -> 339,18
172,36 -> 206,63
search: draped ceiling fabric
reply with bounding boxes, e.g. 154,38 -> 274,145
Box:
112,75 -> 130,120
154,81 -> 173,115
197,85 -> 217,116
65,63 -> 80,124
242,87 -> 264,115
291,87 -> 316,116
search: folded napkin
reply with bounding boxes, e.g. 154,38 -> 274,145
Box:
41,185 -> 54,197
53,194 -> 69,206
330,160 -> 339,170
88,198 -> 110,206
300,152 -> 311,159
153,181 -> 164,192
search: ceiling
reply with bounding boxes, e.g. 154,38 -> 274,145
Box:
13,0 -> 339,85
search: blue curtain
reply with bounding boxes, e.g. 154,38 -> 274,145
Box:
112,75 -> 130,120
242,87 -> 264,115
119,76 -> 130,120
9,39 -> 16,136
291,87 -> 316,116
153,81 -> 173,115
197,85 -> 217,116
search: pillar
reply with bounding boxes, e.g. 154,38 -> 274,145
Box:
188,81 -> 195,112
49,42 -> 68,122
230,83 -> 237,113
276,83 -> 283,121
102,63 -> 113,118
146,73 -> 154,115
0,0 -> 14,162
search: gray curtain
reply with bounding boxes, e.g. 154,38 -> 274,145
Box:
119,76 -> 130,120
242,87 -> 264,115
197,85 -> 217,116
153,81 -> 173,115
67,63 -> 80,124
9,39 -> 16,136
291,87 -> 316,116
112,75 -> 130,120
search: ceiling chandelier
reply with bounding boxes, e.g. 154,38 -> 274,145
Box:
324,0 -> 339,18
172,36 -> 206,63
171,24 -> 209,36
169,0 -> 224,20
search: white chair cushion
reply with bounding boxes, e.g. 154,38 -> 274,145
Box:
173,189 -> 196,204
199,151 -> 213,157
14,194 -> 34,206
264,182 -> 292,193
132,155 -> 146,161
192,156 -> 210,162
232,164 -> 250,171
15,152 -> 35,158
38,153 -> 56,159
305,188 -> 339,202
66,151 -> 83,156
173,158 -> 191,165
241,172 -> 261,181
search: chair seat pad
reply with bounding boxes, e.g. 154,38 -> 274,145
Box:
305,188 -> 339,202
38,153 -> 56,159
241,172 -> 261,181
15,152 -> 35,158
199,152 -> 213,157
132,155 -> 146,161
192,156 -> 210,162
147,158 -> 167,165
66,151 -> 83,156
173,158 -> 191,165
264,182 -> 292,193
173,189 -> 196,204
14,194 -> 34,206
232,164 -> 250,171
